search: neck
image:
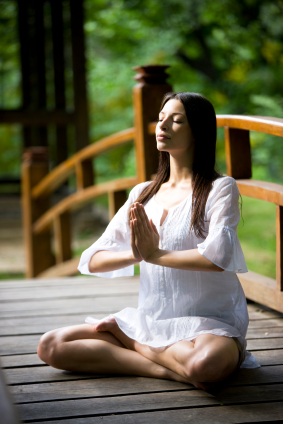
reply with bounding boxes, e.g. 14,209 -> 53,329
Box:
168,151 -> 193,186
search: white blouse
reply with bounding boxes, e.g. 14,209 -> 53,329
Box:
78,176 -> 260,369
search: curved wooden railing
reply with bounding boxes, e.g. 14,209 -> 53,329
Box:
22,64 -> 283,314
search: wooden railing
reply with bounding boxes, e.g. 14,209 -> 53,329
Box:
22,64 -> 283,314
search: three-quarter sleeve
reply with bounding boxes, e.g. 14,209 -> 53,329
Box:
77,181 -> 152,278
197,177 -> 248,273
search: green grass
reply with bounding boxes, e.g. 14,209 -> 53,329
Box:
238,196 -> 276,279
0,272 -> 25,280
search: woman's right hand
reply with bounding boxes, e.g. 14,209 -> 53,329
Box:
130,209 -> 143,262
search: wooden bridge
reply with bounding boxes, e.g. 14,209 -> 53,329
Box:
1,65 -> 283,423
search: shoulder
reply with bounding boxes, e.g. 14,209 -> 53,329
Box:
129,180 -> 153,201
211,176 -> 239,195
207,176 -> 239,209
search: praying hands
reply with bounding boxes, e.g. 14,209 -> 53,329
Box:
130,202 -> 160,262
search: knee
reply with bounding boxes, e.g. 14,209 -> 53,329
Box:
37,329 -> 63,368
183,352 -> 229,383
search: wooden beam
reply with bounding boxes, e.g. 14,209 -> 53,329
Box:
236,179 -> 283,206
50,0 -> 68,165
70,0 -> 89,151
224,127 -> 252,179
133,65 -> 172,182
53,212 -> 72,264
217,115 -> 283,137
76,159 -> 94,191
0,109 -> 75,125
108,190 -> 128,220
21,147 -> 55,277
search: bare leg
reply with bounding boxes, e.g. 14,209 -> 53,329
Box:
37,324 -> 190,384
96,318 -> 240,390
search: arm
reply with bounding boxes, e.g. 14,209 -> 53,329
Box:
131,202 -> 223,272
89,250 -> 137,273
145,248 -> 224,272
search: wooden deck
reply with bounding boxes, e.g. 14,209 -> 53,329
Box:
1,276 -> 283,423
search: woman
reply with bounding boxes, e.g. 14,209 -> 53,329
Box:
38,92 -> 259,390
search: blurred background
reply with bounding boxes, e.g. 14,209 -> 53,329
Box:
0,0 -> 282,279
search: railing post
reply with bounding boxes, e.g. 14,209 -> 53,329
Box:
133,65 -> 172,182
108,190 -> 128,221
21,147 -> 55,277
276,205 -> 283,291
224,127 -> 252,179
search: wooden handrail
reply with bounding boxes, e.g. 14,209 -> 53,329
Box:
33,176 -> 139,235
32,128 -> 135,199
148,115 -> 283,137
236,180 -> 283,206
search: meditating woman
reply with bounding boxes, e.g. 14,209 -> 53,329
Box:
37,92 -> 259,390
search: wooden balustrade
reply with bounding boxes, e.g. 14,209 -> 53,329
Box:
21,64 -> 283,314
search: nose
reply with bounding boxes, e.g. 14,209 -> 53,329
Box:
159,117 -> 169,130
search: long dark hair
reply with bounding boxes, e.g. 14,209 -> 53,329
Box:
129,92 -> 221,238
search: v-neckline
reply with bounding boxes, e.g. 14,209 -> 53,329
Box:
153,192 -> 193,227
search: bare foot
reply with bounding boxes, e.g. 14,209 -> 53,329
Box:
95,317 -> 118,334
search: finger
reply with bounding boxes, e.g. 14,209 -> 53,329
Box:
150,219 -> 159,235
133,218 -> 141,238
134,204 -> 145,233
140,204 -> 152,232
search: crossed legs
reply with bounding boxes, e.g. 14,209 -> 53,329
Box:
37,319 -> 240,390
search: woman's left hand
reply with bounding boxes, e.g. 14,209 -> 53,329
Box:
131,202 -> 160,262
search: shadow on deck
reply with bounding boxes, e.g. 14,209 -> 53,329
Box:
1,276 -> 283,423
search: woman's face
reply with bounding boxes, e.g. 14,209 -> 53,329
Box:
156,99 -> 194,155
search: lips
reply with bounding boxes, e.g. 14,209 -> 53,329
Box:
157,133 -> 170,139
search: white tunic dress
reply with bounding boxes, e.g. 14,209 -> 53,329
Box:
78,176 -> 260,369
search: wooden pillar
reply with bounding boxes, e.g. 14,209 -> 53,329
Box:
108,190 -> 128,220
76,159 -> 94,191
276,205 -> 283,291
224,127 -> 252,179
70,0 -> 90,151
50,0 -> 68,165
133,65 -> 172,182
21,147 -> 55,278
17,0 -> 48,148
53,212 -> 72,264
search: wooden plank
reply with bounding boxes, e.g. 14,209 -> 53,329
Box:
9,377 -> 189,403
0,367 -> 20,424
0,276 -> 140,289
247,337 -> 283,350
30,402 -> 283,424
237,179 -> 283,206
7,365 -> 283,404
17,390 -> 219,422
4,366 -> 105,386
1,354 -> 45,368
0,294 -> 139,318
15,384 -> 283,422
248,318 -> 283,328
246,327 -> 283,338
252,349 -> 283,365
0,283 -> 140,301
0,314 -> 107,336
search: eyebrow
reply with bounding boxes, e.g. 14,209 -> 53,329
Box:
159,112 -> 185,116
